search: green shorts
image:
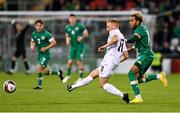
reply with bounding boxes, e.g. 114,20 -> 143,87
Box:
135,55 -> 154,76
37,56 -> 50,68
68,45 -> 84,60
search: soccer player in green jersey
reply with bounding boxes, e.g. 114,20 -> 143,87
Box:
63,14 -> 89,83
126,11 -> 168,103
30,19 -> 63,89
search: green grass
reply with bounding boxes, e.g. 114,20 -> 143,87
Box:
0,72 -> 180,112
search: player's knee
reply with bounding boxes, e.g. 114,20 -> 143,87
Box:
128,70 -> 134,77
100,83 -> 105,88
124,51 -> 129,59
68,61 -> 73,65
78,65 -> 84,71
141,75 -> 146,82
12,57 -> 16,60
36,66 -> 43,73
99,77 -> 108,88
90,69 -> 99,79
135,73 -> 140,79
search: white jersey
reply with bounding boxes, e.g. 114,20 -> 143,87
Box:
99,29 -> 127,78
106,29 -> 127,65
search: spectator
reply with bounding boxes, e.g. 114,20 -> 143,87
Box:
8,21 -> 31,74
45,0 -> 65,11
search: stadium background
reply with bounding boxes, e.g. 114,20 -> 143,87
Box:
0,0 -> 179,74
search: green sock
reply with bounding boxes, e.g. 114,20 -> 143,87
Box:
45,69 -> 58,76
67,68 -> 71,76
138,74 -> 158,84
128,70 -> 140,95
79,70 -> 83,78
37,73 -> 43,87
52,69 -> 58,76
45,70 -> 50,75
132,84 -> 140,95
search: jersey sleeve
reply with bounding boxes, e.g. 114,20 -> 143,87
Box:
79,23 -> 86,34
65,25 -> 69,34
46,31 -> 53,42
134,26 -> 146,38
109,30 -> 118,39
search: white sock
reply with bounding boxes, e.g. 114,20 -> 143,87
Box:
135,94 -> 142,99
103,83 -> 124,98
157,74 -> 160,79
72,76 -> 93,88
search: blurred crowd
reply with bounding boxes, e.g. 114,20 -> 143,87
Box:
44,0 -> 178,14
0,0 -> 179,55
44,0 -> 180,55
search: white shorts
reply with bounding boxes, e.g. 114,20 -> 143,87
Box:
99,57 -> 118,78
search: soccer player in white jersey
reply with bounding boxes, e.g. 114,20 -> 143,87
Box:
67,18 -> 130,103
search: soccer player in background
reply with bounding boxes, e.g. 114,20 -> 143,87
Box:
30,19 -> 63,89
126,11 -> 168,103
67,18 -> 130,103
63,14 -> 89,83
8,21 -> 31,74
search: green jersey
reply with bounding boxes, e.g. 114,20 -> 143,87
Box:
31,29 -> 52,58
65,22 -> 86,47
134,24 -> 154,57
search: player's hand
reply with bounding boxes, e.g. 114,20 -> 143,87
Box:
31,46 -> 36,51
66,37 -> 70,46
77,36 -> 83,42
41,47 -> 47,52
98,46 -> 106,52
30,43 -> 36,51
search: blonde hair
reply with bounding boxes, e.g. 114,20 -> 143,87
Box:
131,11 -> 143,23
106,18 -> 120,27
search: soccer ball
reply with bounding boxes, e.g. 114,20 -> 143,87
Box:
3,80 -> 16,93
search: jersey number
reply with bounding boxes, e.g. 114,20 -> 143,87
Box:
37,39 -> 41,44
101,66 -> 104,72
118,39 -> 125,52
41,57 -> 46,64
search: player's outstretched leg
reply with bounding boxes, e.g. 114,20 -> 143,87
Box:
66,75 -> 93,92
44,69 -> 64,81
138,72 -> 168,87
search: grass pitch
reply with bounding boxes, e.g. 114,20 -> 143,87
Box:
0,71 -> 180,112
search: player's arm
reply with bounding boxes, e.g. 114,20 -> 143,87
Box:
126,33 -> 141,43
30,39 -> 36,51
83,29 -> 89,37
41,37 -> 56,52
120,51 -> 129,63
98,35 -> 118,52
77,29 -> 89,42
65,33 -> 70,46
127,45 -> 136,52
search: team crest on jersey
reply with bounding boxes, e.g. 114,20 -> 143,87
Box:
41,36 -> 45,40
67,28 -> 71,32
71,30 -> 75,35
75,27 -> 79,31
